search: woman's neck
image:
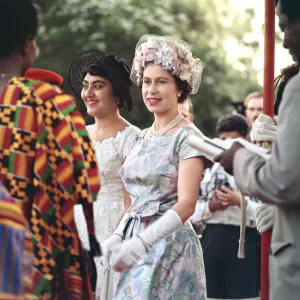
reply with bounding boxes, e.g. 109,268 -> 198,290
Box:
94,111 -> 123,132
153,109 -> 180,131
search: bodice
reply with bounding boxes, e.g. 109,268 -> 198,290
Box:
120,125 -> 211,218
74,125 -> 141,248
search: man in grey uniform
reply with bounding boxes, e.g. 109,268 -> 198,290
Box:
215,0 -> 300,299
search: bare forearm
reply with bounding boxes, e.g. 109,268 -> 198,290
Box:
172,199 -> 197,223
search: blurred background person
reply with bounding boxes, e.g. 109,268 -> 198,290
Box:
178,98 -> 194,122
244,91 -> 264,126
191,114 -> 260,300
243,91 -> 263,141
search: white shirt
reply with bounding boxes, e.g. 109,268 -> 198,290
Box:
190,163 -> 260,228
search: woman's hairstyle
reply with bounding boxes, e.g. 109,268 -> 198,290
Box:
69,51 -> 133,111
0,0 -> 38,58
131,35 -> 203,102
174,77 -> 192,103
216,114 -> 249,138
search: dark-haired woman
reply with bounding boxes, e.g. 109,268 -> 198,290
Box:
0,0 -> 100,299
106,35 -> 212,299
69,50 -> 140,299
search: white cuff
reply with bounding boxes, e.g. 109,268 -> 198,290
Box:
139,209 -> 182,251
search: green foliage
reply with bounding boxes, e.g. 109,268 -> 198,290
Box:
34,0 -> 261,136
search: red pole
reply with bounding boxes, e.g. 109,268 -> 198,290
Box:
263,0 -> 275,116
261,1 -> 275,300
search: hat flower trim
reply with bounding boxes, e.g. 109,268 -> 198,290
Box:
133,36 -> 202,93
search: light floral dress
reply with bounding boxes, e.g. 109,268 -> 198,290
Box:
114,124 -> 211,300
74,124 -> 141,299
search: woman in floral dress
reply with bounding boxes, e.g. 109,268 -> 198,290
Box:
102,35 -> 212,299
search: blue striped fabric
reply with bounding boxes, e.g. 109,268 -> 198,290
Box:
0,182 -> 32,299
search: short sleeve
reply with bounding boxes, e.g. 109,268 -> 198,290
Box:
177,125 -> 213,169
86,124 -> 93,133
115,125 -> 141,160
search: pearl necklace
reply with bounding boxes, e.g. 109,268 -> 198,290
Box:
150,114 -> 183,137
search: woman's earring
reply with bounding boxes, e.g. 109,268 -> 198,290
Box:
116,98 -> 120,104
177,93 -> 181,98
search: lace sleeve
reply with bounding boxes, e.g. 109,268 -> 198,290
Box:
116,126 -> 141,160
86,124 -> 93,133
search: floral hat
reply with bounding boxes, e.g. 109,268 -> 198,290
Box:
131,34 -> 203,94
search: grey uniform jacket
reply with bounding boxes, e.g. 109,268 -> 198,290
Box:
233,74 -> 300,300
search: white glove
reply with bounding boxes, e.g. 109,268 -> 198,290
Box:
111,209 -> 182,272
256,204 -> 276,233
100,212 -> 129,268
109,236 -> 147,272
101,234 -> 122,268
252,114 -> 277,143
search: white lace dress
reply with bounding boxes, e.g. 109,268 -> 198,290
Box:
74,124 -> 141,299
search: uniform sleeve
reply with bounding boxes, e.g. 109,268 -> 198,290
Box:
233,75 -> 300,207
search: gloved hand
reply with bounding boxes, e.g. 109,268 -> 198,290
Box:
214,142 -> 244,175
111,209 -> 182,272
256,204 -> 276,233
252,114 -> 277,143
110,236 -> 147,272
101,234 -> 122,268
100,212 -> 129,268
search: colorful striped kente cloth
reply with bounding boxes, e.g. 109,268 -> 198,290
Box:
0,181 -> 33,300
0,77 -> 100,299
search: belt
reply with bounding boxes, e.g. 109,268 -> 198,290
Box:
122,202 -> 176,240
123,213 -> 142,240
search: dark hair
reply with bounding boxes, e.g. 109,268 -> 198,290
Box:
82,54 -> 133,110
174,77 -> 192,103
274,63 -> 299,114
137,63 -> 192,103
0,0 -> 38,58
276,0 -> 300,22
216,114 -> 249,137
69,51 -> 133,111
184,98 -> 194,114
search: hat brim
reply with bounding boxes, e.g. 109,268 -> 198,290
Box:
69,50 -> 107,98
